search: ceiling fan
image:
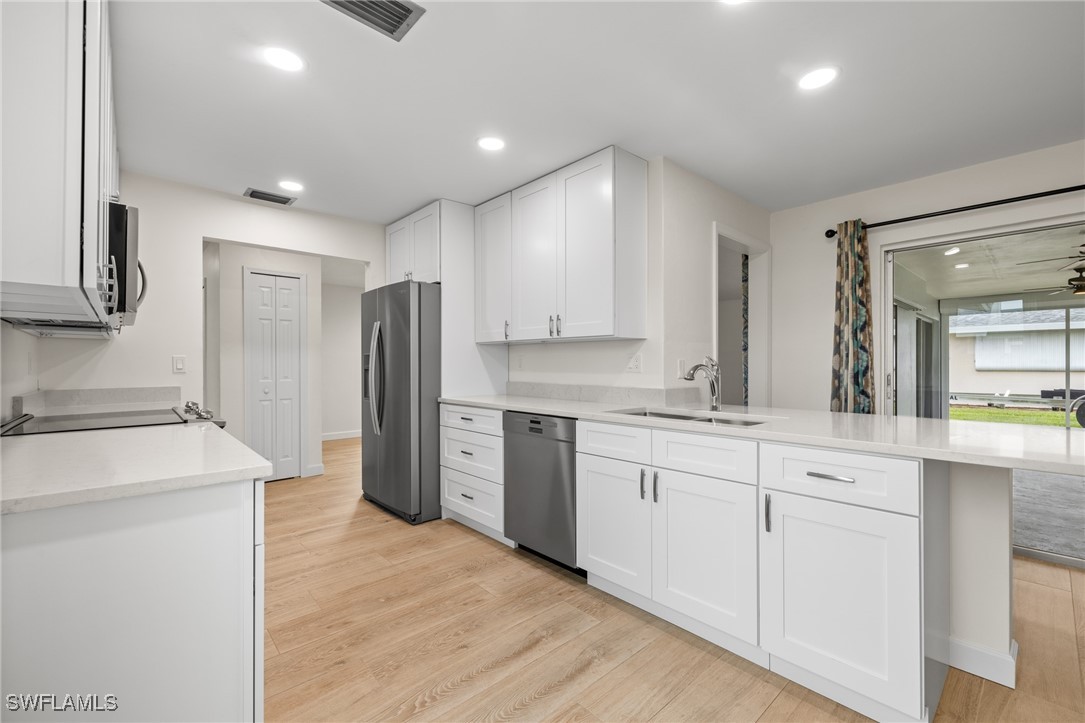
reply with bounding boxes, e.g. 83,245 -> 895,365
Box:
1025,267 -> 1085,295
1016,243 -> 1085,270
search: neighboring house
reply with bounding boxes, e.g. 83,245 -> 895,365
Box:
949,308 -> 1085,397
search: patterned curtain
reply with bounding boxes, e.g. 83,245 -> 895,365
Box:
830,220 -> 875,413
741,253 -> 749,406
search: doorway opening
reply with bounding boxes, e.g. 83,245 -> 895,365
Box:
712,224 -> 770,408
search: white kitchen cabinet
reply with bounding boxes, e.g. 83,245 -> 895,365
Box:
385,200 -> 441,284
576,426 -> 759,645
505,146 -> 647,342
1,0 -> 116,329
653,469 -> 758,643
760,489 -> 922,720
438,403 -> 510,542
474,193 -> 512,342
576,453 -> 653,597
510,174 -> 559,340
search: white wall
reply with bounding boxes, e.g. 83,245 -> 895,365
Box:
662,160 -> 770,399
31,171 -> 384,408
321,283 -> 363,440
770,140 -> 1085,411
1,323 -> 39,422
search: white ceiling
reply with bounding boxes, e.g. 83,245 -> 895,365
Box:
111,1 -> 1085,225
894,223 -> 1085,301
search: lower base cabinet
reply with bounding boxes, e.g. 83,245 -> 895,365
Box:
760,490 -> 922,719
576,451 -> 758,645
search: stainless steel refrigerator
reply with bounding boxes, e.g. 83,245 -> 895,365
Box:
361,280 -> 441,524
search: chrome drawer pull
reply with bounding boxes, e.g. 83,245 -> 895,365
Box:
460,493 -> 475,501
639,468 -> 646,500
460,416 -> 474,422
461,450 -> 474,456
806,471 -> 856,484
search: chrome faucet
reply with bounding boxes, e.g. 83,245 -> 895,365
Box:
684,357 -> 722,411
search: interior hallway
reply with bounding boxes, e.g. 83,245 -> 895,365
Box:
262,439 -> 1085,722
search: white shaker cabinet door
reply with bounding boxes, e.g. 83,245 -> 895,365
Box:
510,174 -> 558,340
474,193 -> 512,342
556,147 -> 614,339
386,217 -> 411,284
409,200 -> 441,283
760,491 -> 922,720
576,453 -> 652,598
652,469 -> 758,644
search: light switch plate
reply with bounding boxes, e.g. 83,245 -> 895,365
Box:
172,355 -> 186,374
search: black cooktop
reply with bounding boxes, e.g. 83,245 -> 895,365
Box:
1,408 -> 186,436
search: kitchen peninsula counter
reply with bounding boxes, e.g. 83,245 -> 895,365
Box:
1,421 -> 272,514
439,394 -> 1085,476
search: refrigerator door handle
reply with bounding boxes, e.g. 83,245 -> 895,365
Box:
369,320 -> 382,436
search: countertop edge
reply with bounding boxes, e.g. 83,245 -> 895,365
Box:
438,396 -> 1085,477
1,463 -> 272,515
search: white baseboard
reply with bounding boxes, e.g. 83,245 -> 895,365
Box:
441,509 -> 516,547
302,463 -> 325,478
587,574 -> 770,669
322,430 -> 361,441
948,637 -> 1018,688
770,656 -> 926,722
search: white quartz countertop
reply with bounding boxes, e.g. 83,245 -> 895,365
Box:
440,395 -> 1085,476
1,423 -> 273,514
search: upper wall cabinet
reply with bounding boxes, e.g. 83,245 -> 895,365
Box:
387,200 -> 441,284
479,146 -> 647,343
1,0 -> 119,331
474,193 -> 512,342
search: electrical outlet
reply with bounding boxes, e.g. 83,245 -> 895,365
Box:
626,353 -> 642,373
677,358 -> 686,379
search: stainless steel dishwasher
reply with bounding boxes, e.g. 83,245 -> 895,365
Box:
504,411 -> 578,569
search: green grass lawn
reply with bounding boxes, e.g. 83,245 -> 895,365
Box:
949,405 -> 1070,426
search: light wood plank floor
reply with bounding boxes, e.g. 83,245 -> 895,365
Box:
264,439 -> 1085,722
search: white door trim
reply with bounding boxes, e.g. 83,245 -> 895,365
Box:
711,221 -> 772,407
243,266 -> 310,480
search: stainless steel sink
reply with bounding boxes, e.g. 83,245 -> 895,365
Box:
609,408 -> 767,427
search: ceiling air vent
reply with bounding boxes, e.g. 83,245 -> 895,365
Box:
319,0 -> 426,42
243,188 -> 296,206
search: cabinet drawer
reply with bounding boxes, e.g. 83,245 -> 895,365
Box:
440,404 -> 503,436
576,421 -> 651,465
652,430 -> 757,485
441,467 -> 504,533
760,443 -> 919,516
440,426 -> 504,483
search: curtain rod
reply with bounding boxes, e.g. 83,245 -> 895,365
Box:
823,184 -> 1085,238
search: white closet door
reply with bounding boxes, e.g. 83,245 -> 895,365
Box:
244,271 -> 302,481
273,275 -> 302,479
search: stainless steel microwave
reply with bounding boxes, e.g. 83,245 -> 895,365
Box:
107,201 -> 144,326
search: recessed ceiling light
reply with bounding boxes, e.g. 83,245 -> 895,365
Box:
798,67 -> 839,90
955,263 -> 970,269
278,180 -> 304,192
263,47 -> 304,72
477,137 -> 505,151
944,247 -> 961,256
